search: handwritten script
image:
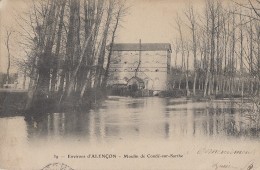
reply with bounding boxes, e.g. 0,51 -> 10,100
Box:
212,160 -> 255,170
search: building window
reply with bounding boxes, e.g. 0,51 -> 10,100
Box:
124,61 -> 127,64
155,69 -> 159,72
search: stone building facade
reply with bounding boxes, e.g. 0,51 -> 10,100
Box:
108,43 -> 171,91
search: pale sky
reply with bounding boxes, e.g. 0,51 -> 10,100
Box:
0,0 -> 234,72
116,0 -> 204,43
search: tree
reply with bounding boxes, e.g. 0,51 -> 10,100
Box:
102,0 -> 127,89
4,30 -> 13,84
185,4 -> 198,95
16,0 -> 128,111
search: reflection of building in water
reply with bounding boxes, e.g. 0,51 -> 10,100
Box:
25,99 -> 259,141
108,42 -> 172,91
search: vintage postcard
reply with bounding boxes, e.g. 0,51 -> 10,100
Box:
0,0 -> 260,169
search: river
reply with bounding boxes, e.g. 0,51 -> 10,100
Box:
0,97 -> 259,170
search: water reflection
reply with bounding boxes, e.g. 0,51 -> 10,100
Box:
22,97 -> 260,143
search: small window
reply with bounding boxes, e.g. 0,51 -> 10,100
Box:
124,61 -> 127,64
155,69 -> 159,72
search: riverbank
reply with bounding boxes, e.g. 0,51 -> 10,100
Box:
0,88 -> 256,117
0,88 -> 107,117
159,89 -> 251,100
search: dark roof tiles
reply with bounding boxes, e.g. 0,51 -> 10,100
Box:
111,43 -> 171,52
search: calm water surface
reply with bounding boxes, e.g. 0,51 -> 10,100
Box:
1,97 -> 260,169
1,97 -> 258,143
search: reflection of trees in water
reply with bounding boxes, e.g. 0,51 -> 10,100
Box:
25,108 -> 137,141
163,100 -> 260,139
25,99 -> 259,141
236,98 -> 260,137
204,101 -> 260,138
164,122 -> 170,139
127,101 -> 145,109
25,111 -> 109,141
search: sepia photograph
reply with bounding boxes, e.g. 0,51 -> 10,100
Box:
0,0 -> 260,169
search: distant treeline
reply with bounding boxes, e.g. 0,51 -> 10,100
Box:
171,0 -> 260,97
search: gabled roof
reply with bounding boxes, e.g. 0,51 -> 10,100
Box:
111,43 -> 172,52
127,76 -> 144,84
